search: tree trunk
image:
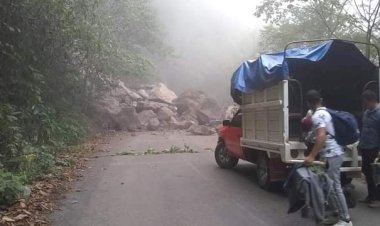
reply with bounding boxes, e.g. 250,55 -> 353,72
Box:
365,20 -> 373,58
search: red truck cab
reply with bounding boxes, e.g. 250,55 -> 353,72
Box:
215,110 -> 287,190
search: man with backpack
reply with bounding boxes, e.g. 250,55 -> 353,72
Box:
358,90 -> 380,208
304,90 -> 352,226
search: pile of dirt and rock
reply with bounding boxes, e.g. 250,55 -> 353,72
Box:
91,80 -> 223,135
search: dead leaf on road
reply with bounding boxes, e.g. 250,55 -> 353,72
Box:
2,216 -> 15,222
14,214 -> 28,221
22,210 -> 32,215
39,190 -> 48,196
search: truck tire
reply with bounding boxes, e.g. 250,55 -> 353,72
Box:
341,173 -> 353,186
215,142 -> 238,169
256,152 -> 273,190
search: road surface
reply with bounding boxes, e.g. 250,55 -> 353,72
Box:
52,131 -> 380,226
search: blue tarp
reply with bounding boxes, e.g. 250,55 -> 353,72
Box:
231,40 -> 375,94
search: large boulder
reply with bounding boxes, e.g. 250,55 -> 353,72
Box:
149,83 -> 177,104
136,101 -> 177,113
178,109 -> 211,125
147,118 -> 160,131
92,81 -> 142,131
157,107 -> 175,121
175,90 -> 222,124
174,90 -> 206,114
196,109 -> 211,125
118,81 -> 142,101
137,89 -> 150,99
199,98 -> 223,121
92,96 -> 121,130
136,101 -> 169,113
138,110 -> 157,126
176,98 -> 199,115
169,117 -> 194,130
105,80 -> 142,104
178,109 -> 198,124
115,105 -> 140,131
188,125 -> 216,136
109,87 -> 132,105
224,105 -> 239,120
95,96 -> 122,116
93,99 -> 140,131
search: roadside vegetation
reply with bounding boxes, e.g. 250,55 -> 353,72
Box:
115,144 -> 196,156
0,0 -> 168,206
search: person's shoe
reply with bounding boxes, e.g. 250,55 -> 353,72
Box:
368,200 -> 380,208
332,220 -> 353,226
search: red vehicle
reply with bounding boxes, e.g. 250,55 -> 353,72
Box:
216,110 -> 358,207
215,110 -> 287,190
215,109 -> 356,194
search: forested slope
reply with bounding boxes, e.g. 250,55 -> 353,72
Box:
0,0 -> 167,205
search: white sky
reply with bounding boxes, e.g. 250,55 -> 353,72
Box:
204,0 -> 262,28
152,0 -> 262,102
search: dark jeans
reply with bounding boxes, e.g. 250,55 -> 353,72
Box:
361,148 -> 380,201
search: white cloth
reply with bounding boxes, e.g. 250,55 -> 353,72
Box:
311,107 -> 344,158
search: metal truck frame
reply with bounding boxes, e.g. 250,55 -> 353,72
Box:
240,39 -> 380,181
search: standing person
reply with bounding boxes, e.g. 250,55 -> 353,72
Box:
358,90 -> 380,208
304,90 -> 352,226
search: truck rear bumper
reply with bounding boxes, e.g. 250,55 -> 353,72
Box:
341,167 -> 362,178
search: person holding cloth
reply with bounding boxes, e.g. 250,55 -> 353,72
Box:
359,90 -> 380,208
304,90 -> 352,226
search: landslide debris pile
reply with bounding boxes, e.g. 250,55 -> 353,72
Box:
92,80 -> 223,135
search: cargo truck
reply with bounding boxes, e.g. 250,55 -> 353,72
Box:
215,39 -> 380,190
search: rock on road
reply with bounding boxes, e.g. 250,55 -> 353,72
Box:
52,131 -> 380,226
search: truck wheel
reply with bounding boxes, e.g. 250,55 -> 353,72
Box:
341,173 -> 353,187
215,142 -> 238,169
342,183 -> 356,208
345,190 -> 357,208
257,152 -> 272,190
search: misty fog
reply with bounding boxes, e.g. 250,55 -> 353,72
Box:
152,0 -> 261,105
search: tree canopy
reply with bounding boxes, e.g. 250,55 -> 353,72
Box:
0,0 -> 167,184
255,0 -> 380,57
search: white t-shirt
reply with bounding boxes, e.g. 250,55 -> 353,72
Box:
311,107 -> 344,158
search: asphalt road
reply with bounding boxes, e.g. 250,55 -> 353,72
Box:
52,131 -> 380,226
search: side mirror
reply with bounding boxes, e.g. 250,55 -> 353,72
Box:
222,120 -> 231,127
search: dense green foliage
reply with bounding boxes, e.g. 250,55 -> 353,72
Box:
255,0 -> 380,56
0,170 -> 26,205
0,0 -> 167,203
